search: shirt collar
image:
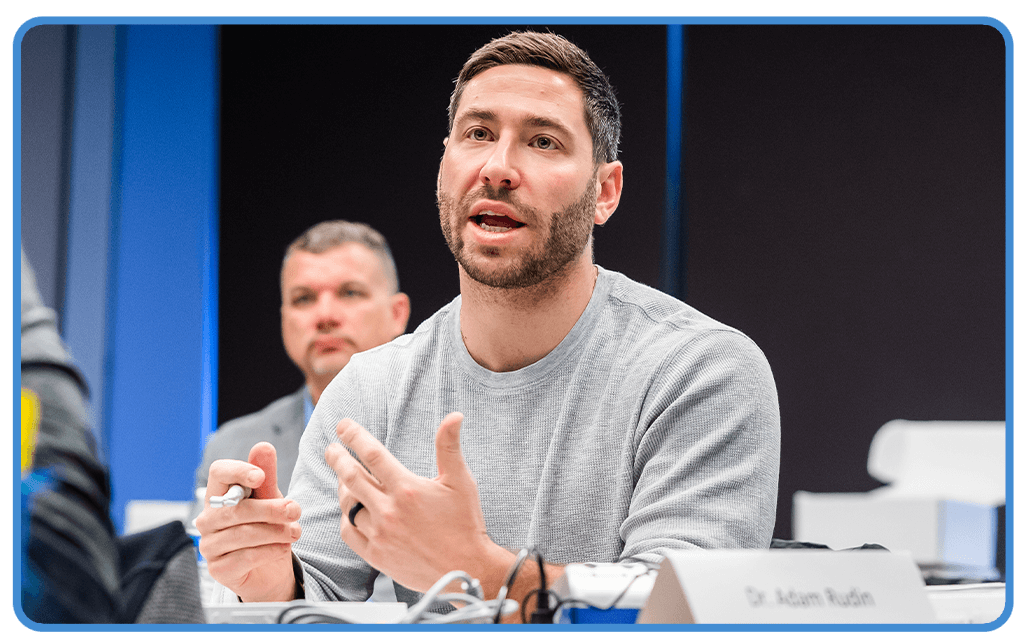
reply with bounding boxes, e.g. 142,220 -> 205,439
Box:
302,387 -> 314,425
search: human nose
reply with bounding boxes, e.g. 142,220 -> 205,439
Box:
478,136 -> 521,190
314,293 -> 343,331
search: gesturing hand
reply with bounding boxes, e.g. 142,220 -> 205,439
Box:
324,412 -> 505,593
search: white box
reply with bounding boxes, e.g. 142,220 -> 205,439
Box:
792,420 -> 1004,579
793,491 -> 998,574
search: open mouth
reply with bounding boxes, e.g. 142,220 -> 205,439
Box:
472,210 -> 526,233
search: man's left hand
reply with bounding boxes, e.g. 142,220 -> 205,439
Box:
325,411 -> 507,593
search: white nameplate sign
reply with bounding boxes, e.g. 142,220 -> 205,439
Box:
636,550 -> 937,623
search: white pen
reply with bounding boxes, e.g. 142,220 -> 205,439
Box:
209,484 -> 252,508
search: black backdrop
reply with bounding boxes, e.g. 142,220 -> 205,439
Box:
218,24 -> 1005,540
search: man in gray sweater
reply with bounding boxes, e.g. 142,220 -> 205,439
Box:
196,31 -> 780,615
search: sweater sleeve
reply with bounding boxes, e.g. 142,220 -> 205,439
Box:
620,329 -> 780,562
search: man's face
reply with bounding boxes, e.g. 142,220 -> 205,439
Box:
437,64 -> 602,289
281,243 -> 407,389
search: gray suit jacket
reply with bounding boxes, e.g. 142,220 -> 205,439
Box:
193,386 -> 307,495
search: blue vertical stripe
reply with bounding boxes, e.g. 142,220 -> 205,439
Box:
106,26 -> 218,531
663,25 -> 685,299
202,28 -> 221,457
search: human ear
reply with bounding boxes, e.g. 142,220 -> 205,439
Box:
593,161 -> 623,225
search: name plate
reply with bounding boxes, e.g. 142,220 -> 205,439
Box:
636,550 -> 937,623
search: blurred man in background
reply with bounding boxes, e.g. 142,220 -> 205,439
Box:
22,248 -> 204,623
193,220 -> 409,495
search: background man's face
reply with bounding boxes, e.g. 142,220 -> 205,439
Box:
281,243 -> 406,390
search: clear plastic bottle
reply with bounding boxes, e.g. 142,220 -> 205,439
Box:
188,487 -> 217,603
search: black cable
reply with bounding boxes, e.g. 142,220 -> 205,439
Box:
522,588 -> 563,623
529,549 -> 554,623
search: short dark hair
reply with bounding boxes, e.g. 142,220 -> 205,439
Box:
282,220 -> 400,293
448,31 -> 621,164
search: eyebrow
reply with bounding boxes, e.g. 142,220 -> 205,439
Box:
286,280 -> 369,295
456,108 -> 576,143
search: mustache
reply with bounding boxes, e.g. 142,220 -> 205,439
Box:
438,184 -> 518,207
468,184 -> 517,204
308,333 -> 354,346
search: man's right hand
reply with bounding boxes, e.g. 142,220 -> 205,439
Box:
195,442 -> 302,602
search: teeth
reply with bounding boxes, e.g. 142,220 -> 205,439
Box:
475,209 -> 517,233
476,209 -> 519,223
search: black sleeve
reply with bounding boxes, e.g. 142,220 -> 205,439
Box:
21,364 -> 122,624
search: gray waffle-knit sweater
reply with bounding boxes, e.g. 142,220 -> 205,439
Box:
288,266 -> 780,604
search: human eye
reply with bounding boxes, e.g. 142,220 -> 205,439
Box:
291,292 -> 315,306
339,286 -> 367,299
531,135 -> 559,150
467,127 -> 492,142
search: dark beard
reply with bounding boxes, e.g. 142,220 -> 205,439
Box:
438,180 -> 596,289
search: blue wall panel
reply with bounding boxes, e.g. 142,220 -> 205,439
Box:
106,26 -> 218,531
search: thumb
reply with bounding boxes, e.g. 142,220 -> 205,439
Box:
248,441 -> 283,499
434,412 -> 469,483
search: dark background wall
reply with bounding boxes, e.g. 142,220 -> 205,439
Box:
217,24 -> 1006,540
680,25 -> 1005,537
217,25 -> 666,415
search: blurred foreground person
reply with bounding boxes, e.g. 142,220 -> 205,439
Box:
20,248 -> 203,624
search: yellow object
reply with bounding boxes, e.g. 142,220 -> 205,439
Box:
22,389 -> 40,475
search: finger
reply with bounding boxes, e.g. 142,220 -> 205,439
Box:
248,442 -> 283,500
328,468 -> 365,536
434,412 -> 469,482
196,496 -> 301,533
338,514 -> 371,558
207,458 -> 266,500
325,443 -> 386,504
335,418 -> 407,488
200,519 -> 302,561
346,500 -> 366,530
205,542 -> 295,584
329,472 -> 371,540
333,494 -> 370,560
